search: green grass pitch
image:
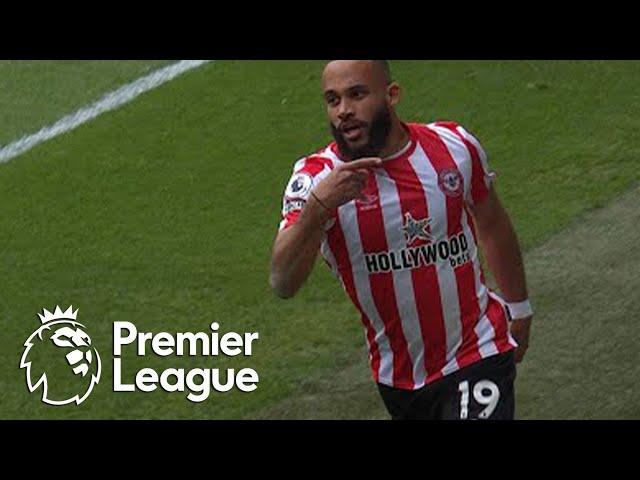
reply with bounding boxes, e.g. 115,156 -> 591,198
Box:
1,60 -> 638,419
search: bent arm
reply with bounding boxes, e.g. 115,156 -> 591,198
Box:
270,157 -> 383,299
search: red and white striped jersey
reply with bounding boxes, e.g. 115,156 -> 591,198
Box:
278,122 -> 517,390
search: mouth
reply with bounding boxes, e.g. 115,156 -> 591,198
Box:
341,123 -> 366,142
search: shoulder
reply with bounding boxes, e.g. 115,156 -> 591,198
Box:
282,145 -> 339,199
414,121 -> 481,145
412,121 -> 488,162
427,121 -> 482,149
290,144 -> 341,175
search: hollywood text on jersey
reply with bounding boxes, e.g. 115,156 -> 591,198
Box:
365,231 -> 470,274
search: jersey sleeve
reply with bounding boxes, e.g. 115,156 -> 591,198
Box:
278,156 -> 334,232
456,125 -> 496,206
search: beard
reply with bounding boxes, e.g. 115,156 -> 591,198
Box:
331,105 -> 392,161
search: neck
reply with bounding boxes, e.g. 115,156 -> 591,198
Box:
378,117 -> 410,159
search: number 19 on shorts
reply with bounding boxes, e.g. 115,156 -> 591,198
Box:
458,380 -> 501,420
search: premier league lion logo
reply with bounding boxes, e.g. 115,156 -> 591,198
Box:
20,306 -> 101,406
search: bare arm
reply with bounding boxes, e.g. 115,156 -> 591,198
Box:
270,157 -> 383,299
469,187 -> 532,363
269,195 -> 331,299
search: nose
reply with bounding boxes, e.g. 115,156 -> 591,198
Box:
337,98 -> 354,121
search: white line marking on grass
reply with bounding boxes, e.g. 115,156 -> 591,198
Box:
0,60 -> 211,164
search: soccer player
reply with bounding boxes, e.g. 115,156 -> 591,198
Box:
269,60 -> 533,420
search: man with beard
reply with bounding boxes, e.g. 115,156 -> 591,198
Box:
269,60 -> 533,420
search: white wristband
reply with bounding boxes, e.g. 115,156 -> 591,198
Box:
507,300 -> 533,321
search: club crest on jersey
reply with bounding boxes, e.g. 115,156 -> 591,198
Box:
285,173 -> 313,199
438,169 -> 464,198
401,213 -> 433,246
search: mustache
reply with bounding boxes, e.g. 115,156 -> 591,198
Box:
330,106 -> 392,161
337,120 -> 367,131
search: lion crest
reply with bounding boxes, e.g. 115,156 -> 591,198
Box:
20,306 -> 101,406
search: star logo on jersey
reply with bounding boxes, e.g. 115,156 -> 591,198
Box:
401,213 -> 432,246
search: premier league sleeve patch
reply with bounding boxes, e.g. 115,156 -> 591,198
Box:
283,198 -> 307,215
285,172 -> 314,200
281,172 -> 315,220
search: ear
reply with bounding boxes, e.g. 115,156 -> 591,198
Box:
387,82 -> 401,107
38,326 -> 54,342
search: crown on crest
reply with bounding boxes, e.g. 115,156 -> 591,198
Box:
38,306 -> 78,324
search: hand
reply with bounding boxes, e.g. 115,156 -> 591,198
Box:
509,316 -> 532,364
313,158 -> 383,210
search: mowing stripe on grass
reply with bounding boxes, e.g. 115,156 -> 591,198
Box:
0,60 -> 211,164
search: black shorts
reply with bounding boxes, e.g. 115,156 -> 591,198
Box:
377,351 -> 517,420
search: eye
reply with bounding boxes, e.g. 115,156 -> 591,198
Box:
71,329 -> 91,347
325,96 -> 339,107
351,89 -> 368,100
51,328 -> 76,348
80,332 -> 91,345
